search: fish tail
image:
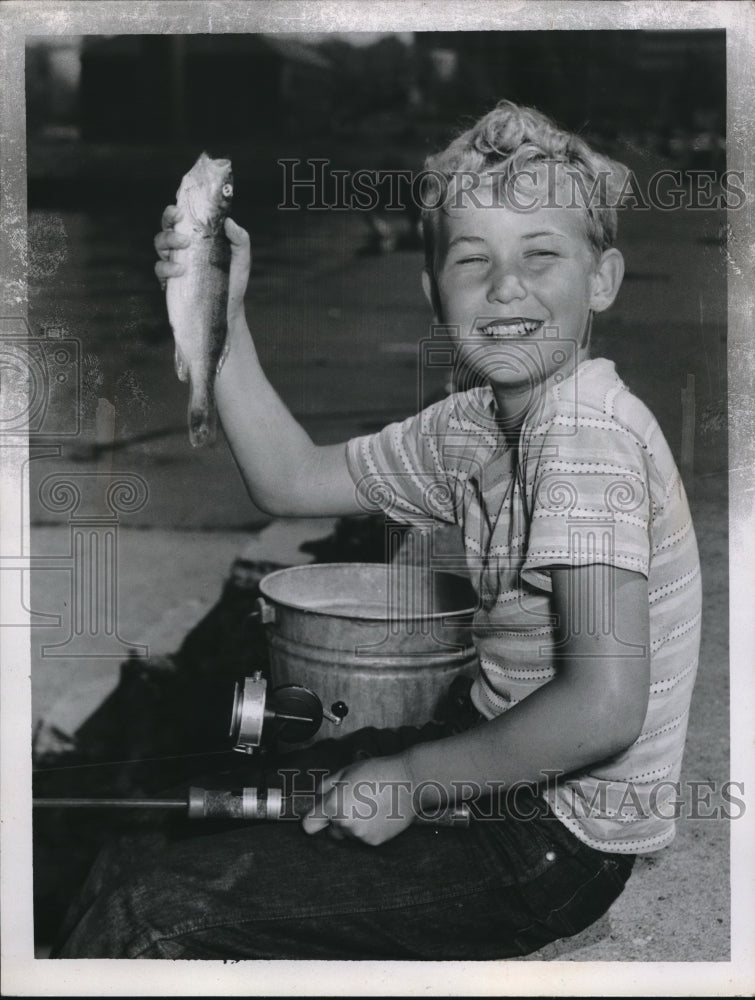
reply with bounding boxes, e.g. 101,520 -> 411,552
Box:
188,380 -> 217,448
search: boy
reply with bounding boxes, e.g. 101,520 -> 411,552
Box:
56,102 -> 701,959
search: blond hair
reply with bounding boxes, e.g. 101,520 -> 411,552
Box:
421,101 -> 628,269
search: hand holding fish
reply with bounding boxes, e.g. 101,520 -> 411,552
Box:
155,211 -> 251,331
153,156 -> 362,518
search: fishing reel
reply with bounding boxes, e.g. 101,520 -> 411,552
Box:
229,671 -> 349,754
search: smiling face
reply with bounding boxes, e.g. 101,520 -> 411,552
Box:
423,173 -> 624,418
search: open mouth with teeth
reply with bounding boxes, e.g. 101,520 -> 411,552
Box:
479,319 -> 544,339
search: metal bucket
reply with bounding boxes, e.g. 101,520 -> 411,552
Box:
256,562 -> 479,740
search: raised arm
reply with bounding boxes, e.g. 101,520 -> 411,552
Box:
155,209 -> 364,517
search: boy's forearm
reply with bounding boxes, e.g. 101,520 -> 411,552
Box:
214,315 -> 319,514
403,663 -> 646,810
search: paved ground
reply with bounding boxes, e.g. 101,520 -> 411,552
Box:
25,138 -> 731,962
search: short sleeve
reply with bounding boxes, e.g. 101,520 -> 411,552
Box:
521,411 -> 652,588
345,396 -> 461,526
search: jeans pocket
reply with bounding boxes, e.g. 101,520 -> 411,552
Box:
470,811 -> 566,890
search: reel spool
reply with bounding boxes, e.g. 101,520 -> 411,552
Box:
229,671 -> 348,753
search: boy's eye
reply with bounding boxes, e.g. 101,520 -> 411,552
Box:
525,249 -> 559,265
456,255 -> 487,265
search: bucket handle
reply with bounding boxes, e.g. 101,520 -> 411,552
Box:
247,596 -> 277,627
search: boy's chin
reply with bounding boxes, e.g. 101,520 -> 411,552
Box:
467,342 -> 587,384
453,351 -> 552,393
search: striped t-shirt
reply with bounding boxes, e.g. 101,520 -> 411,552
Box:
346,358 -> 702,853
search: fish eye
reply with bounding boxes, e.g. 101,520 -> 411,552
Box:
222,183 -> 233,198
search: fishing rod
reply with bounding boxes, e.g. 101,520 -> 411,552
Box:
33,673 -> 471,828
33,785 -> 470,827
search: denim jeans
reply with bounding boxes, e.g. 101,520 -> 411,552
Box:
53,713 -> 635,960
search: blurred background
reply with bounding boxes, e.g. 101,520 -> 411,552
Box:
26,30 -> 731,961
27,30 -> 726,162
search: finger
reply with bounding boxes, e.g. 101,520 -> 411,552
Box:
301,787 -> 335,835
224,216 -> 249,247
161,204 -> 181,230
154,230 -> 190,258
315,768 -> 344,797
301,808 -> 331,836
155,260 -> 185,281
301,772 -> 342,835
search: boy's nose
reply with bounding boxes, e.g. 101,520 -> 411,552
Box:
487,269 -> 527,304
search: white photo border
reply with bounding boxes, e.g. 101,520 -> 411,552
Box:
1,1 -> 753,995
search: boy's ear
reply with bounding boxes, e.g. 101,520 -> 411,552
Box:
589,248 -> 625,313
422,268 -> 440,319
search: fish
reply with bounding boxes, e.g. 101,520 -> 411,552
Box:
165,152 -> 233,447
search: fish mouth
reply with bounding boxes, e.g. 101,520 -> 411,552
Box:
199,151 -> 231,169
197,153 -> 233,190
478,318 -> 544,339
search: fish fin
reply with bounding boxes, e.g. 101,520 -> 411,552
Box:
174,346 -> 190,383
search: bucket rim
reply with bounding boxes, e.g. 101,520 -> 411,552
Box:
257,562 -> 478,621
